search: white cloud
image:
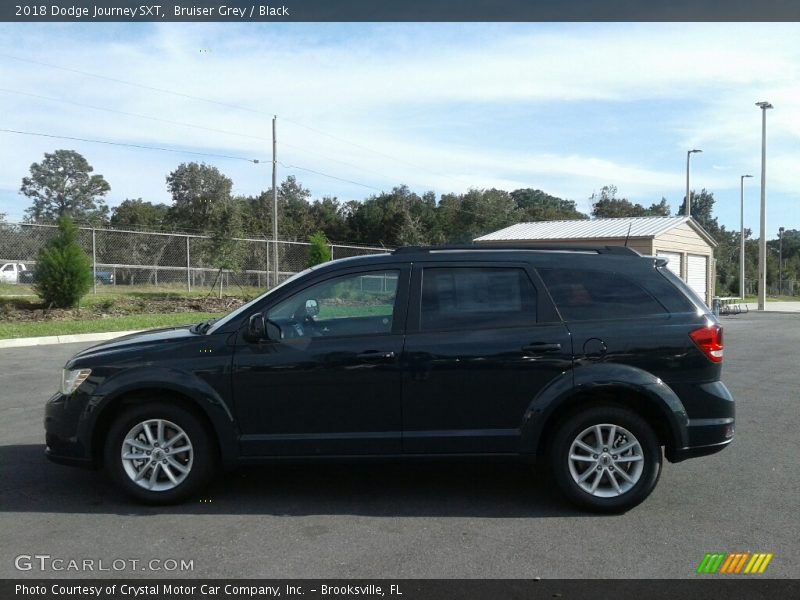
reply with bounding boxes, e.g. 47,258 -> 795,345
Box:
1,22 -> 799,228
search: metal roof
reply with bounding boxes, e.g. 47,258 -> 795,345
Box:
474,216 -> 717,247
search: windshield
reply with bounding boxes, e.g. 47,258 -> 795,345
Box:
205,266 -> 317,334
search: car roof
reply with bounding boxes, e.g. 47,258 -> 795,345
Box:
312,244 -> 645,272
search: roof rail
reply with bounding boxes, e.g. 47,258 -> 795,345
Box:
392,244 -> 640,256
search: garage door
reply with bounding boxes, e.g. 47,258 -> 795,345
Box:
657,251 -> 681,276
687,254 -> 708,303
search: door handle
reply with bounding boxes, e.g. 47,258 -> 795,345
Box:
356,351 -> 396,361
521,343 -> 562,353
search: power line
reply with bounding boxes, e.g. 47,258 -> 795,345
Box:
0,54 -> 266,117
276,162 -> 382,191
280,117 -> 475,188
0,127 -> 385,193
0,128 -> 263,163
0,87 -> 269,143
1,53 -> 474,189
279,141 -> 398,184
0,87 -> 399,186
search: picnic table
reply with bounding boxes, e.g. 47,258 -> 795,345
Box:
712,296 -> 749,316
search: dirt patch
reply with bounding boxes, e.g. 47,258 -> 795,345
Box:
0,296 -> 246,323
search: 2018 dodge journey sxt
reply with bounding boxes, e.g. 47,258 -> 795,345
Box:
45,245 -> 735,512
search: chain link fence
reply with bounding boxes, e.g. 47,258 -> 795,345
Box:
770,280 -> 798,296
0,222 -> 390,295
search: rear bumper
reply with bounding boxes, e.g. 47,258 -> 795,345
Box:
666,381 -> 735,463
666,419 -> 734,462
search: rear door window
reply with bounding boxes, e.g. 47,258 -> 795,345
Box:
420,267 -> 537,331
538,268 -> 667,321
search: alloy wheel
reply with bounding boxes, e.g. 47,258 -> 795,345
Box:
567,423 -> 644,498
120,419 -> 193,491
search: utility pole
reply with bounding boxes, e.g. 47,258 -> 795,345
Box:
779,226 -> 785,296
740,174 -> 752,299
685,149 -> 702,217
756,101 -> 773,311
272,115 -> 278,288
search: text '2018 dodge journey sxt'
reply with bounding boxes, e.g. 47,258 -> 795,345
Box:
45,245 -> 734,512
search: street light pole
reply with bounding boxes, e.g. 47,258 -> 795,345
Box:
272,115 -> 278,288
685,149 -> 702,217
755,101 -> 773,311
779,226 -> 785,296
740,174 -> 752,299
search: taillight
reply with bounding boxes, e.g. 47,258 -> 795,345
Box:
689,324 -> 724,363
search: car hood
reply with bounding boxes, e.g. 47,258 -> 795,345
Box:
68,325 -> 197,363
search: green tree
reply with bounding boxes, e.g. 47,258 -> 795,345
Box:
207,198 -> 245,271
21,150 -> 110,224
511,188 -> 587,221
201,198 -> 246,297
436,188 -> 518,243
309,197 -> 352,241
105,199 -> 176,286
590,186 -> 671,218
110,199 -> 169,230
306,231 -> 332,267
679,189 -> 718,235
591,185 -> 639,218
646,198 -> 671,216
238,176 -> 319,241
165,162 -> 233,232
33,215 -> 92,308
348,185 -> 431,246
279,176 -> 316,240
237,191 -> 273,238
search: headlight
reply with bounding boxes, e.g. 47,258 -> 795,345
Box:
61,368 -> 91,395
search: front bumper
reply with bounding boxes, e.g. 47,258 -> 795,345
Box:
44,392 -> 96,468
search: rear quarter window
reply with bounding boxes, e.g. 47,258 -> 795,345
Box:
538,268 -> 668,321
655,266 -> 708,313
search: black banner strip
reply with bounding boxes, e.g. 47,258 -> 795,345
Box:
3,579 -> 800,600
2,1 -> 800,23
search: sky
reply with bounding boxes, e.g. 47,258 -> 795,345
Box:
0,22 -> 798,238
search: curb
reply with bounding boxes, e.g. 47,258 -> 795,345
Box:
0,330 -> 143,349
740,305 -> 800,315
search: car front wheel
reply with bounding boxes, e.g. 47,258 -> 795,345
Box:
550,405 -> 662,513
104,401 -> 216,504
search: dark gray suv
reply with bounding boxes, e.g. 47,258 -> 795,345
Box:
45,245 -> 734,512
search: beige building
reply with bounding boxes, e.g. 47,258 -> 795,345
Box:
474,216 -> 718,305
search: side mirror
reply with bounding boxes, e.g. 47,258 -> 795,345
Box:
247,314 -> 284,341
305,299 -> 320,317
247,314 -> 266,341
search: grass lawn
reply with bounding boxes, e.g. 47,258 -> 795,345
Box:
0,312 -> 223,339
0,282 -> 264,301
318,304 -> 393,319
741,295 -> 798,303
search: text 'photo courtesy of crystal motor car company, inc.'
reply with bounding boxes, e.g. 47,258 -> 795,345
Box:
45,245 -> 734,513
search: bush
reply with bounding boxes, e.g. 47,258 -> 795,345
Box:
306,231 -> 332,267
33,216 -> 92,308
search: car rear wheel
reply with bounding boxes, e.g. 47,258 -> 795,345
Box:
105,401 -> 216,504
550,405 -> 662,513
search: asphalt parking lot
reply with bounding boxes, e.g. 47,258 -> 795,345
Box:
1,313 -> 798,579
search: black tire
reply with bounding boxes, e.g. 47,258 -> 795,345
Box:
550,405 -> 662,513
104,400 -> 217,504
